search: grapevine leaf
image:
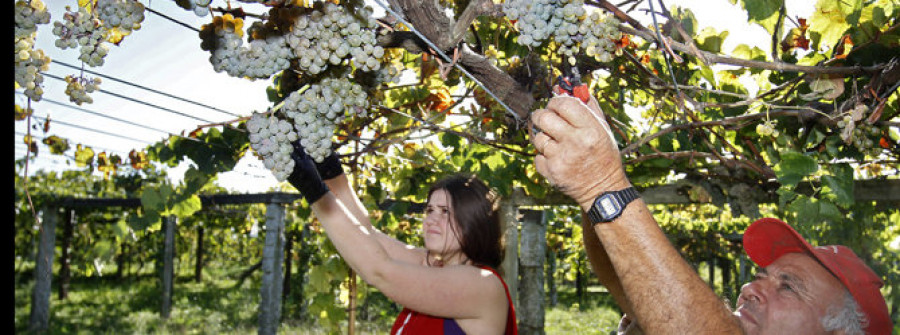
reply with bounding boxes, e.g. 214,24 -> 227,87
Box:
808,0 -> 859,50
822,164 -> 854,208
128,209 -> 160,232
696,27 -> 729,54
733,0 -> 783,35
75,144 -> 95,168
78,0 -> 94,14
140,187 -> 165,213
169,195 -> 202,217
107,27 -> 129,45
774,151 -> 818,187
15,105 -> 32,121
439,132 -> 461,149
180,166 -> 210,197
111,218 -> 131,241
42,135 -> 70,155
800,77 -> 844,101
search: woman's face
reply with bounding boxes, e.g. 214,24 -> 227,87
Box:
423,189 -> 463,255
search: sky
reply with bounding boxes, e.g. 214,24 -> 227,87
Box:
15,0 -> 814,194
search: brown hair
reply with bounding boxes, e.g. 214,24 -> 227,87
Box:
427,174 -> 504,270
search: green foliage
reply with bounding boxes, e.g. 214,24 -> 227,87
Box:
730,0 -> 783,34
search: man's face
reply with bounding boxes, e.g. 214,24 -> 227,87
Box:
733,253 -> 848,335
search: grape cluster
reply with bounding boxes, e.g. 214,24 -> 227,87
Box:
247,112 -> 299,182
15,0 -> 52,102
285,2 -> 383,75
51,6 -> 110,67
15,0 -> 51,37
282,77 -> 369,162
755,119 -> 779,137
96,0 -> 146,33
579,10 -> 620,63
176,0 -> 212,17
199,14 -> 292,80
64,75 -> 102,105
837,105 -> 884,155
502,0 -> 621,65
503,0 -> 583,48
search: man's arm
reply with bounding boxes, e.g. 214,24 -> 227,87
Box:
531,95 -> 742,334
579,212 -> 633,317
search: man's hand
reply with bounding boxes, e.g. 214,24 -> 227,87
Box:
529,88 -> 629,207
287,141 -> 329,204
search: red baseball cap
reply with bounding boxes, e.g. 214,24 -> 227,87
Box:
743,217 -> 892,334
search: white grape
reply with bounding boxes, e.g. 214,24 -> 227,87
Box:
285,2 -> 382,75
502,0 -> 621,65
63,75 -> 102,105
51,7 -> 109,67
14,0 -> 51,101
202,19 -> 292,80
247,112 -> 298,182
282,77 -> 369,163
96,0 -> 145,33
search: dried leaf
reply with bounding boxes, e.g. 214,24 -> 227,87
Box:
15,105 -> 33,121
834,34 -> 853,59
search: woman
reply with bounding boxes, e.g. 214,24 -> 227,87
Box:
287,146 -> 517,335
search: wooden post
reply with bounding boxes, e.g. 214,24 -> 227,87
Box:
738,253 -> 749,298
298,223 -> 312,320
258,201 -> 286,335
722,257 -> 733,301
195,226 -> 204,282
283,230 -> 293,299
29,206 -> 58,332
519,209 -> 546,335
499,199 -> 519,310
161,215 -> 176,319
348,269 -> 357,335
116,240 -> 126,279
547,246 -> 557,307
58,209 -> 75,300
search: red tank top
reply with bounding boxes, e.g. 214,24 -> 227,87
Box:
389,266 -> 517,335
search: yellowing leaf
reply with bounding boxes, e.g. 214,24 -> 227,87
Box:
14,105 -> 33,121
79,0 -> 95,15
106,27 -> 129,45
129,149 -> 149,170
834,35 -> 853,59
809,0 -> 861,50
42,135 -> 70,154
75,144 -> 95,167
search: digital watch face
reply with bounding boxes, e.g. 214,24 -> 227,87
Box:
598,194 -> 621,219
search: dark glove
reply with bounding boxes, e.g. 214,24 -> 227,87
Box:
287,140 -> 329,204
315,151 -> 345,181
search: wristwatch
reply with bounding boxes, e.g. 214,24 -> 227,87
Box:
586,187 -> 640,224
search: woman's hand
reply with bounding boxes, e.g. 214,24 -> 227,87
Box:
529,88 -> 629,207
286,140 -> 330,204
315,151 -> 345,181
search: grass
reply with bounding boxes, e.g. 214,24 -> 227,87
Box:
14,265 -> 622,334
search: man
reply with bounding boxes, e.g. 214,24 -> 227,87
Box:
528,91 -> 892,334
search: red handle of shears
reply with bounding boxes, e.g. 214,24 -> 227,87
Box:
557,75 -> 591,104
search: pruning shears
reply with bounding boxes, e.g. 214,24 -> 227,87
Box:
530,68 -> 593,138
556,68 -> 591,104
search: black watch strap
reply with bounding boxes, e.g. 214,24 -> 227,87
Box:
587,187 -> 640,224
